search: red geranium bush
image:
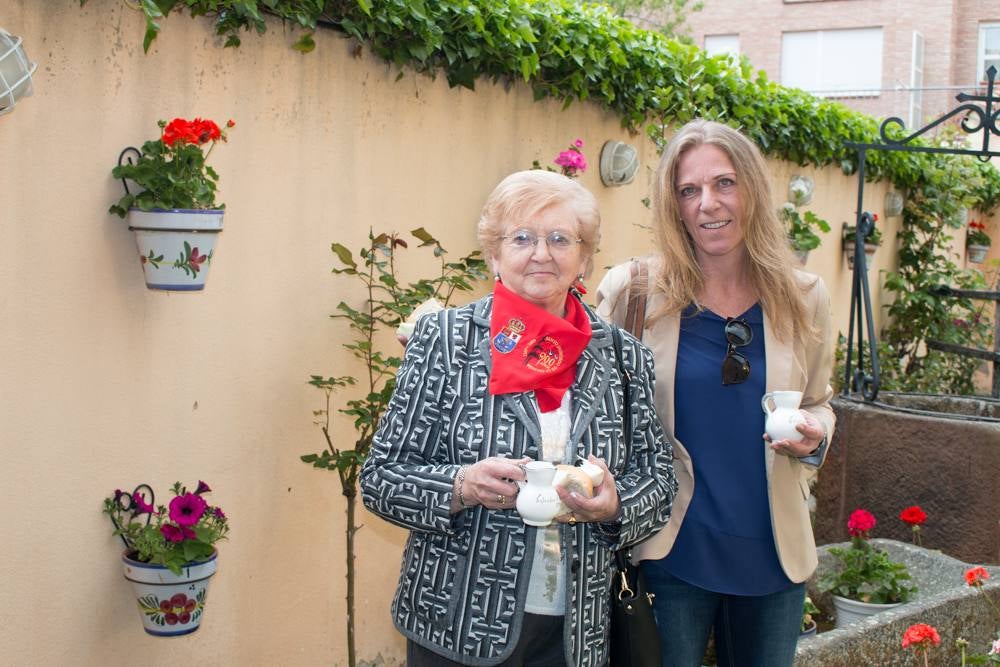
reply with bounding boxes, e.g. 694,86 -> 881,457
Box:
110,117 -> 235,217
819,508 -> 917,604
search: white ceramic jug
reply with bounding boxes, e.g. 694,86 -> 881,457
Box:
515,462 -> 562,527
761,390 -> 805,443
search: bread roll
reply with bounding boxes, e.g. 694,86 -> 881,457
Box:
553,464 -> 594,498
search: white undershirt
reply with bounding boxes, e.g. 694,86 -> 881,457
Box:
524,392 -> 571,616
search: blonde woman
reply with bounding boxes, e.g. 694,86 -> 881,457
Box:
597,120 -> 834,667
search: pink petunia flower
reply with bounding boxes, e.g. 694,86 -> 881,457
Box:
161,524 -> 186,543
132,492 -> 155,515
195,480 -> 212,495
169,493 -> 207,527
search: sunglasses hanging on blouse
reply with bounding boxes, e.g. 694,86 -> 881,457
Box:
722,318 -> 752,386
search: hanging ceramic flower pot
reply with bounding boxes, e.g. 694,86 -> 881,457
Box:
109,117 -> 235,291
127,208 -> 224,291
831,594 -> 902,629
843,240 -> 878,271
122,549 -> 217,636
967,244 -> 989,264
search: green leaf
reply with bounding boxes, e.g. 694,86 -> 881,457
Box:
330,243 -> 357,270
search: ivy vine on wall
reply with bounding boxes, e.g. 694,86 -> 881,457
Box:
93,0 -> 999,392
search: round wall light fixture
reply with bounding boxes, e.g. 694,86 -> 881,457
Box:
0,27 -> 36,116
884,191 -> 904,217
599,140 -> 639,187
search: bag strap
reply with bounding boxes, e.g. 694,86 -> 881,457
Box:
623,260 -> 649,341
610,326 -> 632,457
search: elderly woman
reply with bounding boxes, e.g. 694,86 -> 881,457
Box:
597,120 -> 835,666
360,169 -> 675,667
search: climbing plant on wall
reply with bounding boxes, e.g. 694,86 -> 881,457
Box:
94,0 -> 1000,391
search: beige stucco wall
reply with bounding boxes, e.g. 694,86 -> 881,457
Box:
0,2 -> 954,666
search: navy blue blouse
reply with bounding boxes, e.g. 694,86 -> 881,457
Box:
654,303 -> 792,595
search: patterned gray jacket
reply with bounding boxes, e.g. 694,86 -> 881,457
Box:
360,293 -> 676,667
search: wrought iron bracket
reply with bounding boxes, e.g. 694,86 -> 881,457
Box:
839,66 -> 1000,402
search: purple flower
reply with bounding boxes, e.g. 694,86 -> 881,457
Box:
161,524 -> 186,543
132,492 -> 155,515
169,493 -> 207,527
212,507 -> 227,520
195,480 -> 212,495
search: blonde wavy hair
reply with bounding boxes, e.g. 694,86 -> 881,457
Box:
648,119 -> 812,341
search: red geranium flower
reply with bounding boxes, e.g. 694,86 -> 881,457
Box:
899,506 -> 926,525
965,566 -> 990,587
847,508 -> 877,537
161,118 -> 199,146
901,623 -> 940,650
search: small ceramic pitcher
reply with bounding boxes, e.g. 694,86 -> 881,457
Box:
761,390 -> 806,443
515,462 -> 562,527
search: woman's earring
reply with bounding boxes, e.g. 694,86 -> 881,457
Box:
573,274 -> 587,295
494,273 -> 501,282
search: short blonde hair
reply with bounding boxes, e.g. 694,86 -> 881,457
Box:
478,170 -> 601,277
650,119 -> 811,340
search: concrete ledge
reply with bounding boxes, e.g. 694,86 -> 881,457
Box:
795,539 -> 999,666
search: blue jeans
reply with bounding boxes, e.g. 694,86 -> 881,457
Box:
640,564 -> 805,667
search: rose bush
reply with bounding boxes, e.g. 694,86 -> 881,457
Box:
110,117 -> 235,217
103,480 -> 229,575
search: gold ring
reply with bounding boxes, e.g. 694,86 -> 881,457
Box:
568,514 -> 577,526
498,494 -> 506,505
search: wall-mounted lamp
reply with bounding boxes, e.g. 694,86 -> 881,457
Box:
599,140 -> 639,187
884,191 -> 904,217
0,27 -> 36,116
788,175 -> 814,206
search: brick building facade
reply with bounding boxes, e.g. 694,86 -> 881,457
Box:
685,0 -> 1000,129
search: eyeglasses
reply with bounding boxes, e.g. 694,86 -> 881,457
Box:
502,229 -> 582,252
722,318 -> 752,385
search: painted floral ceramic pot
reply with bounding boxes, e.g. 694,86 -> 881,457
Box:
121,549 -> 217,636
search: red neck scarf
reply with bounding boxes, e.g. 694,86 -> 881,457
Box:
488,282 -> 592,412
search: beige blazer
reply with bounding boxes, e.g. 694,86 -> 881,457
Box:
596,260 -> 835,583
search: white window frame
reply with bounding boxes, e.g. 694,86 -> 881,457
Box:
704,34 -> 740,59
780,27 -> 883,97
977,23 -> 1000,83
909,31 -> 924,129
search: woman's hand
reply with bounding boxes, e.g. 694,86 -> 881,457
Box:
554,455 -> 619,524
452,456 -> 530,513
764,410 -> 825,457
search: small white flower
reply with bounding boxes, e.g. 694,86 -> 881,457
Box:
782,202 -> 796,212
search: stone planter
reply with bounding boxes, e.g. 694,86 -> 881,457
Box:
796,540 -> 1000,666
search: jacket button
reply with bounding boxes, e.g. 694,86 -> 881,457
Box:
571,559 -> 580,574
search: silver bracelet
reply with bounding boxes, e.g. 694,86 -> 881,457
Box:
456,465 -> 469,509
